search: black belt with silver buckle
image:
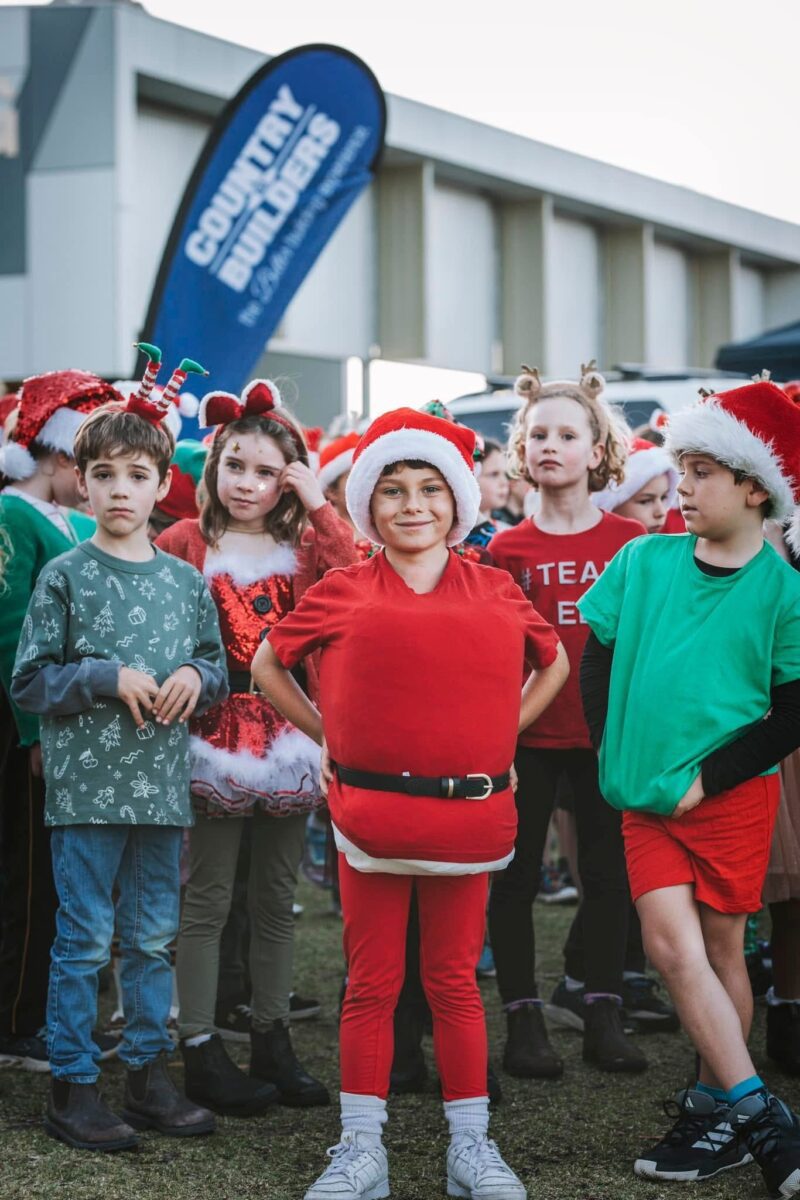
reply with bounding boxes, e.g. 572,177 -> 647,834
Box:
335,765 -> 509,801
229,670 -> 257,694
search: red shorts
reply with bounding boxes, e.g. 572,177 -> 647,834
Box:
622,775 -> 781,914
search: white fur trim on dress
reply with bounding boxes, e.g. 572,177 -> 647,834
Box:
344,428 -> 481,546
332,824 -> 514,876
37,406 -> 87,457
593,446 -> 678,511
189,728 -> 321,814
0,441 -> 36,479
203,543 -> 297,585
318,448 -> 356,491
666,400 -> 795,520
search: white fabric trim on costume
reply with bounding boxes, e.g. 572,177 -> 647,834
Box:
593,447 -> 678,511
189,727 -> 320,798
332,824 -> 514,876
0,441 -> 37,480
37,406 -> 87,456
318,448 -> 355,490
203,543 -> 297,585
3,487 -> 75,539
345,427 -> 481,547
667,401 -> 795,520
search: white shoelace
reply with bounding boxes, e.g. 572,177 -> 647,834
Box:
321,1138 -> 375,1184
457,1136 -> 516,1183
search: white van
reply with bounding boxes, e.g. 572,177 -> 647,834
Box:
448,367 -> 748,443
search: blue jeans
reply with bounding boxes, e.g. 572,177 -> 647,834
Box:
47,824 -> 182,1082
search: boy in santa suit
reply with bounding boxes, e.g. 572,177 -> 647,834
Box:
253,408 -> 569,1200
579,377 -> 800,1197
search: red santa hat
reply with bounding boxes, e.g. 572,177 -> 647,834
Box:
593,437 -> 679,512
0,370 -> 122,480
345,407 -> 481,546
666,372 -> 800,548
318,431 -> 361,491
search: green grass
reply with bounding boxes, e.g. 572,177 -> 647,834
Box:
0,883 -> 796,1200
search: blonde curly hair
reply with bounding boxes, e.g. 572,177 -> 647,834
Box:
506,360 -> 628,493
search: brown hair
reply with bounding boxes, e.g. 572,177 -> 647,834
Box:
73,403 -> 175,479
506,361 -> 628,493
199,412 -> 309,548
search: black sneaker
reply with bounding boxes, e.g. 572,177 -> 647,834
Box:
289,992 -> 321,1022
0,1033 -> 50,1073
215,1003 -> 252,1044
544,979 -> 586,1032
634,1088 -> 752,1181
622,975 -> 680,1034
729,1090 -> 800,1199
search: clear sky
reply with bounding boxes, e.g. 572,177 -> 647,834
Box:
126,0 -> 799,226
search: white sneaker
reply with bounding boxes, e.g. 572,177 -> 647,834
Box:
447,1134 -> 527,1200
304,1133 -> 390,1200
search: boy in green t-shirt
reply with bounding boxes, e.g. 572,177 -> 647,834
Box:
12,383 -> 228,1153
578,377 -> 800,1199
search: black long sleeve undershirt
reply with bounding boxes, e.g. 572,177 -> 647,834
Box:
579,631 -> 800,798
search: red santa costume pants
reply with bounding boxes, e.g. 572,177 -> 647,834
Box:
338,855 -> 489,1101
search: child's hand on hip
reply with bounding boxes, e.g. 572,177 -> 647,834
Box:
672,773 -> 705,819
117,666 -> 160,727
152,665 -> 202,726
280,461 -> 326,513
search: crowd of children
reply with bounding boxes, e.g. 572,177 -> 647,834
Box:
0,351 -> 799,1199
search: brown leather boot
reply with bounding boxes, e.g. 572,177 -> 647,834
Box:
122,1051 -> 216,1136
44,1079 -> 139,1151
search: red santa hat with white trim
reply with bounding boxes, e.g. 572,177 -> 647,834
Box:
344,407 -> 481,546
666,372 -> 800,550
0,370 -> 122,480
318,431 -> 361,491
593,437 -> 679,512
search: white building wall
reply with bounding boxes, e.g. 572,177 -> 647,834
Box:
548,215 -> 601,374
766,269 -> 800,329
734,264 -> 766,340
427,184 -> 496,372
649,241 -> 690,368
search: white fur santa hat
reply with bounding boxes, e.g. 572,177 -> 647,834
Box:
666,373 -> 800,550
0,370 -> 122,480
345,407 -> 481,546
593,437 -> 679,512
318,431 -> 361,490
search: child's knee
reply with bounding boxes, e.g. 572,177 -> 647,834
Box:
642,927 -> 704,979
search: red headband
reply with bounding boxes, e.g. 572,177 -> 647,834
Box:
198,380 -> 306,458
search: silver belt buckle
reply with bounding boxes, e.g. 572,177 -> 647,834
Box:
466,773 -> 493,800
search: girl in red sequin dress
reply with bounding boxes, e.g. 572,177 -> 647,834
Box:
157,381 -> 356,1115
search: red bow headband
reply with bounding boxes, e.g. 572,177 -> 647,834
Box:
198,380 -> 307,459
127,343 -> 208,427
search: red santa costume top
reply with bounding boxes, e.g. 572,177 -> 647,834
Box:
269,407 -> 561,873
157,499 -> 356,816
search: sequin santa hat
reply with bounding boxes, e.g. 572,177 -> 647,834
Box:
593,437 -> 679,512
345,407 -> 481,546
666,372 -> 800,550
0,370 -> 122,480
317,431 -> 361,490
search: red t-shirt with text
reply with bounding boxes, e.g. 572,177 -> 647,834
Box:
489,512 -> 645,750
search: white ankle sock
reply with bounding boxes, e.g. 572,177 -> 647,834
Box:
564,975 -> 584,992
767,986 -> 800,1006
623,970 -> 647,982
185,1033 -> 213,1048
340,1092 -> 387,1146
444,1096 -> 489,1144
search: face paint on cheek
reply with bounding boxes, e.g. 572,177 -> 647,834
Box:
257,481 -> 268,492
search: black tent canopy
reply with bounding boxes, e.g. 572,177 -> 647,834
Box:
716,319 -> 800,381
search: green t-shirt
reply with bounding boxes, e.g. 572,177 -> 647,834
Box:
578,534 -> 800,816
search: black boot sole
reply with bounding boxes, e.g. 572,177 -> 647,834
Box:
184,1089 -> 278,1117
582,1050 -> 648,1073
271,1087 -> 331,1108
502,1053 -> 563,1080
121,1108 -> 217,1136
44,1117 -> 140,1152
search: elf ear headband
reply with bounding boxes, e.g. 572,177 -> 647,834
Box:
198,379 -> 307,459
128,342 -> 208,427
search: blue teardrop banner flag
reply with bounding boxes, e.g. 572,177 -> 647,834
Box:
141,44 -> 386,396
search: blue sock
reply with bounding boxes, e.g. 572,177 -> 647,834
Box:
696,1081 -> 727,1102
727,1075 -> 765,1105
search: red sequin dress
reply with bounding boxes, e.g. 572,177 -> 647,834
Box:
189,545 -> 322,817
